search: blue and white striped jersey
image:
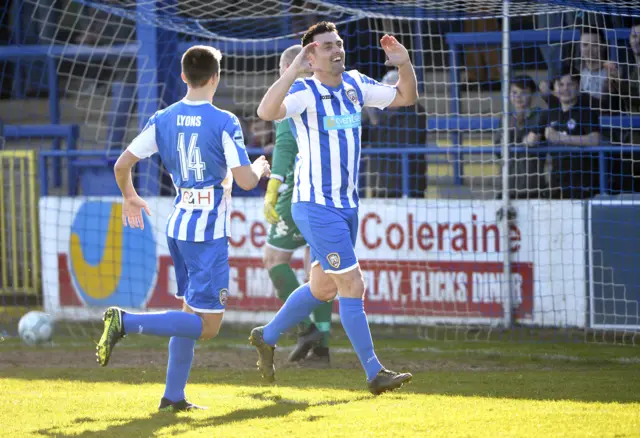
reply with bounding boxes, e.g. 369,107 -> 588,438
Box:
282,70 -> 396,208
127,99 -> 250,242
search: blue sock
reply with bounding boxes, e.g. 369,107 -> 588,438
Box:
123,311 -> 202,340
263,283 -> 323,345
339,297 -> 383,381
163,337 -> 195,403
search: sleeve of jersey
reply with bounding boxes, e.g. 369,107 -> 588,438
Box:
270,121 -> 297,182
359,73 -> 397,110
280,81 -> 308,120
127,115 -> 158,159
222,116 -> 251,168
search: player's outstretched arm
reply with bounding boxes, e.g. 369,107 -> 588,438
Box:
257,42 -> 320,121
114,150 -> 151,230
381,35 -> 418,108
232,155 -> 271,191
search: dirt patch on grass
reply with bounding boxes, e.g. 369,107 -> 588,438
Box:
0,345 -> 514,373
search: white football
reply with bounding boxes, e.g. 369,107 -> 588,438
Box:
18,311 -> 54,345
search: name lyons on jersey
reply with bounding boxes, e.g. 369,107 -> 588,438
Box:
177,115 -> 202,127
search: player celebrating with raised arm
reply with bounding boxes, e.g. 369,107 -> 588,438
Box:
250,22 -> 418,395
264,44 -> 334,366
96,45 -> 270,412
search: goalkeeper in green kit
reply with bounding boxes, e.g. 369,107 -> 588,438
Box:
262,45 -> 333,366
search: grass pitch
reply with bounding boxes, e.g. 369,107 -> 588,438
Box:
1,327 -> 639,437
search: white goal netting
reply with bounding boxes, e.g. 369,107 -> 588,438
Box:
1,0 -> 639,343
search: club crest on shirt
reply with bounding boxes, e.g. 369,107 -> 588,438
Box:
327,252 -> 341,269
219,288 -> 228,306
346,88 -> 358,104
567,119 -> 576,131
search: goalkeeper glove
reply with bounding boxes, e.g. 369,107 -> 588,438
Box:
264,178 -> 282,225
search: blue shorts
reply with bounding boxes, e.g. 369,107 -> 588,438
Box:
167,236 -> 229,313
291,202 -> 359,273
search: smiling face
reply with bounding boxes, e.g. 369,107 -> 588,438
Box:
509,84 -> 532,112
308,31 -> 345,76
554,74 -> 580,105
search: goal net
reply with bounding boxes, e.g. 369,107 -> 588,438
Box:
1,0 -> 639,343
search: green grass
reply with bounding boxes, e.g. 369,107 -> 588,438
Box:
1,367 -> 639,437
1,332 -> 639,437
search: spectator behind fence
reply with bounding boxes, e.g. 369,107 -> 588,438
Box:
531,68 -> 601,199
577,28 -> 621,113
362,70 -> 427,198
540,28 -> 621,115
614,21 -> 640,114
494,75 -> 547,199
605,21 -> 640,193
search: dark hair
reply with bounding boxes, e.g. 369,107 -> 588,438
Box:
553,63 -> 580,87
510,75 -> 537,93
580,25 -> 606,41
579,26 -> 608,61
181,45 -> 222,88
301,21 -> 338,47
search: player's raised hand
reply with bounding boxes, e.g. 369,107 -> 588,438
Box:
122,195 -> 151,230
380,34 -> 411,67
289,42 -> 321,75
252,155 -> 272,179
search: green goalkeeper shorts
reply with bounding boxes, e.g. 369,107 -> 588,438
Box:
266,192 -> 307,252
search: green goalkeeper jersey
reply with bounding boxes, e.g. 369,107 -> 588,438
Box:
271,119 -> 298,200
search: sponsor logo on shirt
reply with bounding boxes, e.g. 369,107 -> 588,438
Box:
178,187 -> 215,209
323,113 -> 361,130
275,219 -> 289,238
321,95 -> 333,100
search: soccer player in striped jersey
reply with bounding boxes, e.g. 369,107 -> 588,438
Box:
263,45 -> 334,366
250,22 -> 418,395
96,45 -> 271,411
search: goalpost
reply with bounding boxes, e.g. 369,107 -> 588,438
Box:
1,0 -> 639,342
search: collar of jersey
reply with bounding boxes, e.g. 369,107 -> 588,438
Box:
312,76 -> 344,93
181,98 -> 211,106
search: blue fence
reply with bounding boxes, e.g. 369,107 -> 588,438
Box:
3,24 -> 639,197
38,145 -> 640,198
445,28 -> 632,185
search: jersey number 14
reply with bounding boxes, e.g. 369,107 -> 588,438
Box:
177,133 -> 206,182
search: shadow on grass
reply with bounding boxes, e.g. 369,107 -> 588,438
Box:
33,391 -> 371,437
3,365 -> 640,404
